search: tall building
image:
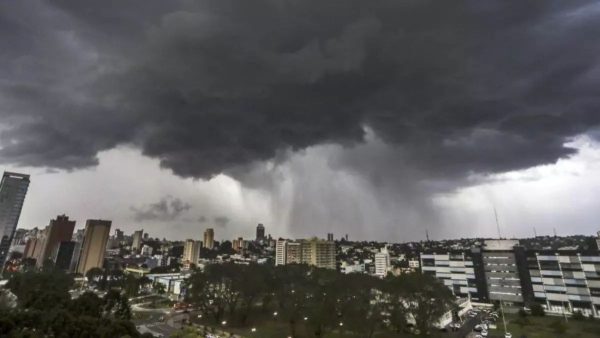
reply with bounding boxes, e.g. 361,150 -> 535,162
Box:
37,215 -> 76,267
204,228 -> 214,250
233,237 -> 244,252
327,233 -> 334,242
256,224 -> 265,241
0,172 -> 30,268
596,231 -> 600,251
286,241 -> 302,264
182,239 -> 200,268
483,240 -> 524,305
275,239 -> 287,266
301,238 -> 336,269
132,229 -> 143,252
76,220 -> 111,275
374,247 -> 391,278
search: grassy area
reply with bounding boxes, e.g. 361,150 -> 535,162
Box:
491,314 -> 600,338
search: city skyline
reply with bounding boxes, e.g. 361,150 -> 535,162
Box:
2,2 -> 600,241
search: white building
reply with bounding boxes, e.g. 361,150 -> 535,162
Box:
374,247 -> 390,278
275,239 -> 287,266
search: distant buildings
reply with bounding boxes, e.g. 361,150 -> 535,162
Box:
276,237 -> 336,269
256,224 -> 265,242
53,241 -> 76,271
0,172 -> 30,268
327,233 -> 334,242
132,229 -> 143,252
232,237 -> 244,252
76,219 -> 112,274
203,228 -> 214,250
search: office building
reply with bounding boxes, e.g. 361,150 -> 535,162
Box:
0,172 -> 30,268
483,240 -> 525,305
132,229 -> 143,252
596,231 -> 600,252
256,224 -> 265,241
204,228 -> 214,250
327,233 -> 334,242
420,249 -> 488,301
37,215 -> 76,267
53,241 -> 75,271
528,251 -> 600,317
182,239 -> 200,268
76,219 -> 112,274
374,247 -> 391,278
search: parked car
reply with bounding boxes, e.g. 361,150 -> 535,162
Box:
505,333 -> 512,338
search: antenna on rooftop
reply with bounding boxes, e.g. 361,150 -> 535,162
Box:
494,207 -> 502,239
426,229 -> 430,242
533,227 -> 537,238
553,228 -> 557,237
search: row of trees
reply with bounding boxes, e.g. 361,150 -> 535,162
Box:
185,264 -> 455,337
0,268 -> 144,337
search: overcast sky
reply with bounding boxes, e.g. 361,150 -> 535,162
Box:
2,1 -> 600,241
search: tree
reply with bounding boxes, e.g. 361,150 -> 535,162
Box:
572,310 -> 585,321
341,274 -> 385,338
124,274 -> 141,297
388,273 -> 454,336
235,264 -> 267,325
6,269 -> 73,310
71,291 -> 103,317
103,290 -> 132,320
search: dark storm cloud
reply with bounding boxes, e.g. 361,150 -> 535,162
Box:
214,216 -> 230,228
131,196 -> 191,221
1,0 -> 600,182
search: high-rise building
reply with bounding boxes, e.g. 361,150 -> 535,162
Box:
0,172 -> 30,268
596,231 -> 600,251
132,229 -> 143,252
37,215 -> 76,267
256,224 -> 265,241
76,219 -> 111,275
286,241 -> 302,264
233,237 -> 244,252
275,239 -> 287,266
301,238 -> 336,269
183,239 -> 200,268
204,228 -> 214,250
482,240 -> 524,305
327,233 -> 334,242
374,247 -> 390,278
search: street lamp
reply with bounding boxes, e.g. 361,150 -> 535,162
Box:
221,320 -> 227,325
251,328 -> 256,332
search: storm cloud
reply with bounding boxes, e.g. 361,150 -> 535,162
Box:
2,1 -> 600,239
1,1 -> 599,181
131,195 -> 191,222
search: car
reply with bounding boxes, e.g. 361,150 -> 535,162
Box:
474,324 -> 483,332
475,336 -> 482,338
505,333 -> 512,338
481,330 -> 488,337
